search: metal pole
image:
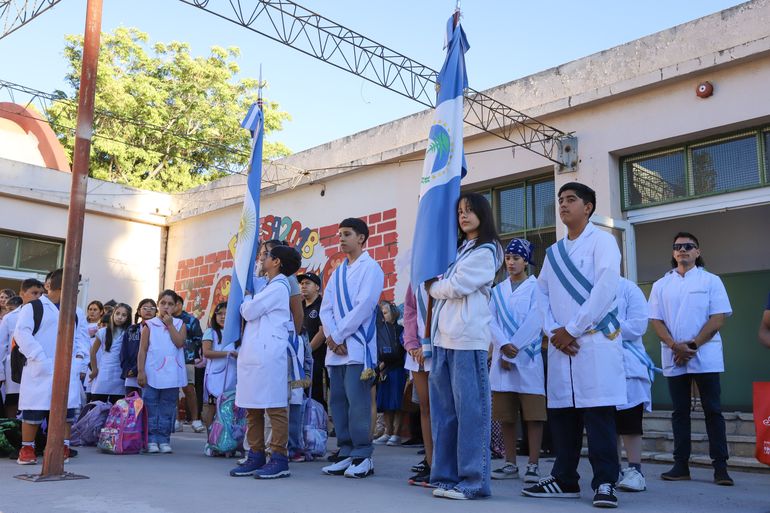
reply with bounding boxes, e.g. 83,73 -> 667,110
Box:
40,0 -> 103,478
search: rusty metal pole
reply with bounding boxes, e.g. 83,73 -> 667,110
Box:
39,0 -> 103,478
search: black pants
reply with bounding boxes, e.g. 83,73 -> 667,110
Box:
195,366 -> 205,417
311,361 -> 328,410
549,406 -> 619,490
667,373 -> 728,469
90,393 -> 124,404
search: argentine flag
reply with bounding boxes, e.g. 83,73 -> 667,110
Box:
222,102 -> 264,348
411,13 -> 469,288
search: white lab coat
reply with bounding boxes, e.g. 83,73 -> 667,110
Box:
648,266 -> 732,377
14,295 -> 84,411
488,275 -> 545,395
320,251 -> 384,367
537,222 -> 626,408
236,274 -> 291,409
616,278 -> 652,411
0,308 -> 21,394
90,326 -> 126,396
144,317 -> 186,389
203,328 -> 237,398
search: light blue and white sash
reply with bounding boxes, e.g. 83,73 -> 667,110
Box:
333,259 -> 376,374
545,239 -> 621,339
491,284 -> 519,338
522,337 -> 542,362
415,283 -> 432,359
622,340 -> 662,382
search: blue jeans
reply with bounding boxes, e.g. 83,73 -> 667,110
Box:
144,385 -> 178,444
288,402 -> 304,455
328,364 -> 374,458
429,347 -> 491,498
668,373 -> 728,469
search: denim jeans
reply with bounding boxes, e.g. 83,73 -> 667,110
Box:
288,402 -> 304,455
328,364 -> 374,458
429,347 -> 491,498
144,385 -> 178,444
549,406 -> 619,490
667,373 -> 728,469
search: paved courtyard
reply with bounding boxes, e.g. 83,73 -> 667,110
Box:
0,431 -> 768,513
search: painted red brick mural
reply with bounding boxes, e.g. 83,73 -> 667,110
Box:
173,208 -> 398,322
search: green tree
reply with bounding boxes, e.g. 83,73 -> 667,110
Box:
47,27 -> 291,192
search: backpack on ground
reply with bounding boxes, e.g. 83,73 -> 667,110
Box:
97,392 -> 147,454
204,389 -> 247,457
71,401 -> 112,447
0,418 -> 47,458
302,397 -> 328,458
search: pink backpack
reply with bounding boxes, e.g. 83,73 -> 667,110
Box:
97,392 -> 148,454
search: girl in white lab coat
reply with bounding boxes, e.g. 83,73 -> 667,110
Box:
90,303 -> 132,403
229,244 -> 302,480
201,302 -> 237,425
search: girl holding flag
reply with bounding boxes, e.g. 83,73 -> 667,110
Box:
426,192 -> 502,500
488,238 -> 546,483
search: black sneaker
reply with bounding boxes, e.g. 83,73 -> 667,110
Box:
592,483 -> 618,508
714,468 -> 734,486
661,464 -> 691,481
408,465 -> 436,487
326,450 -> 342,463
522,476 -> 581,498
402,438 -> 424,448
411,459 -> 428,473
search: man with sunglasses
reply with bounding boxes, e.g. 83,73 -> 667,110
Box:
648,232 -> 733,486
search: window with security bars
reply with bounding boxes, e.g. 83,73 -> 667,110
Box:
0,232 -> 62,273
622,128 -> 769,209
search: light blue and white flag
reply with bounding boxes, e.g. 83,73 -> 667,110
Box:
222,100 -> 264,347
410,12 -> 469,355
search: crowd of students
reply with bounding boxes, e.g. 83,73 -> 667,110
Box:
1,181 -> 768,508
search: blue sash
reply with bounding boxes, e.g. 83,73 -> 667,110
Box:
333,259 -> 376,372
522,339 -> 542,362
622,340 -> 662,382
493,283 -> 541,362
545,239 -> 621,339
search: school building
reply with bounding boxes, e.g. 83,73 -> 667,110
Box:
1,1 -> 768,410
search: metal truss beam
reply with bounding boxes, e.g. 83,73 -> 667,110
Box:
0,0 -> 63,40
179,0 -> 577,168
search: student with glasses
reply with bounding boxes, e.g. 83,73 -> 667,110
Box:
648,232 -> 734,486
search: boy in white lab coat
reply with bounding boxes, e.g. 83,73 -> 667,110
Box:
320,218 -> 384,479
522,183 -> 625,509
648,232 -> 733,486
230,244 -> 302,479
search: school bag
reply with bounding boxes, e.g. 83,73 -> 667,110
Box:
375,308 -> 405,367
204,389 -> 247,457
0,418 -> 47,458
71,401 -> 112,447
10,299 -> 78,383
97,392 -> 147,454
302,397 -> 328,458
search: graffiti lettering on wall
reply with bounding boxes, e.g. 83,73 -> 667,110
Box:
174,208 -> 399,324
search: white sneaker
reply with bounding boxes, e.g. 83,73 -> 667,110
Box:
174,420 -> 183,432
146,443 -> 160,454
159,443 -> 173,454
344,457 -> 374,478
372,434 -> 390,445
491,462 -> 519,479
441,488 -> 469,500
191,420 -> 206,433
386,435 -> 401,446
617,467 -> 646,492
524,462 -> 541,483
322,457 -> 353,475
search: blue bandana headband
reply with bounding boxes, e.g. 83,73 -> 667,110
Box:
505,238 -> 534,264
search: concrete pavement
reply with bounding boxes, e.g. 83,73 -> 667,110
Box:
1,431 -> 768,513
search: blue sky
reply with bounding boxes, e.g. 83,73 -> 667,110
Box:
0,0 -> 745,153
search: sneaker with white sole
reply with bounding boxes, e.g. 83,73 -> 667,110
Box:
491,462 -> 519,480
372,434 -> 390,445
441,488 -> 469,500
522,476 -> 581,498
524,463 -> 541,483
432,488 -> 447,498
344,457 -> 374,478
191,420 -> 206,433
174,420 -> 183,432
146,443 -> 160,454
322,457 -> 353,475
617,467 -> 646,492
386,435 -> 401,446
592,483 -> 618,508
159,443 -> 173,454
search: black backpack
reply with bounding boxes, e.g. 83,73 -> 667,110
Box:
10,299 -> 78,384
375,308 -> 405,368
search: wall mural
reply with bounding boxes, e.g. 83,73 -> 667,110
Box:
173,208 -> 399,323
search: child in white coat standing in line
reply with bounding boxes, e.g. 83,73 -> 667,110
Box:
229,244 -> 302,480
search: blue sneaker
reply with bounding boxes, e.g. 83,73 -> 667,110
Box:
254,453 -> 291,479
229,450 -> 266,477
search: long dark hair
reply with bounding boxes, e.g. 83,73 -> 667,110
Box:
105,303 -> 132,352
134,298 -> 157,323
457,192 -> 500,247
210,301 -> 227,344
670,231 -> 705,268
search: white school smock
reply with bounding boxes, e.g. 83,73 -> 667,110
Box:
320,251 -> 384,367
648,266 -> 732,377
616,277 -> 652,411
236,274 -> 291,409
488,275 -> 545,395
537,222 -> 626,409
144,317 -> 186,390
90,326 -> 126,396
0,308 -> 21,394
203,328 -> 237,398
403,283 -> 432,372
14,295 -> 83,411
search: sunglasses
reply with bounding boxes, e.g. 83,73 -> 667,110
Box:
673,243 -> 698,251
